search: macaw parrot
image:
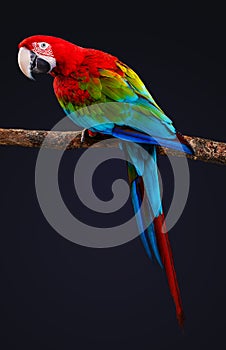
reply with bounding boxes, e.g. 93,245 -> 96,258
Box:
18,34 -> 193,328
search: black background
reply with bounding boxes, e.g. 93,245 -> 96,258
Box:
0,5 -> 226,349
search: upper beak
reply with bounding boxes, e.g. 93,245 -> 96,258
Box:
18,47 -> 35,80
18,47 -> 52,80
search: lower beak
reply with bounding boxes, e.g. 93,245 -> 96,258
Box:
18,47 -> 51,80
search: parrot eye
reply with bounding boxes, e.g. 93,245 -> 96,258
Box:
38,42 -> 49,50
32,41 -> 54,58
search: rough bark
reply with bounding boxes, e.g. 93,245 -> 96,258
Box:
0,127 -> 225,165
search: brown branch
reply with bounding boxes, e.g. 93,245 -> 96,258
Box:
0,127 -> 225,165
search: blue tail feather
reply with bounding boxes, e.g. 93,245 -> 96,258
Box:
125,143 -> 164,266
147,223 -> 163,268
131,179 -> 153,261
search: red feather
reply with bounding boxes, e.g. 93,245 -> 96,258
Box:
154,214 -> 185,328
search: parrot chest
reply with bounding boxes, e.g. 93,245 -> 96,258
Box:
53,75 -> 93,109
53,73 -> 112,131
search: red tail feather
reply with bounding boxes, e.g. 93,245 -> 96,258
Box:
154,213 -> 185,328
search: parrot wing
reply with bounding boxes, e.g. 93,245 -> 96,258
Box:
62,61 -> 192,154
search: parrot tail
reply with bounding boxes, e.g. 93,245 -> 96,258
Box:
124,143 -> 185,328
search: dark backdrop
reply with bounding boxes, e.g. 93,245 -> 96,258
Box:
0,6 -> 226,350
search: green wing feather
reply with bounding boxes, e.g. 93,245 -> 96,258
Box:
115,61 -> 162,108
79,61 -> 173,122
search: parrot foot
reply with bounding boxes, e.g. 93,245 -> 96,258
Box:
80,129 -> 98,143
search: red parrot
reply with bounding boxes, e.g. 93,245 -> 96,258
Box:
18,35 -> 193,328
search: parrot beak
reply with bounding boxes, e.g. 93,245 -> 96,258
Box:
18,47 -> 53,80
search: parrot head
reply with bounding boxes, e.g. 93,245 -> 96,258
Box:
18,34 -> 84,79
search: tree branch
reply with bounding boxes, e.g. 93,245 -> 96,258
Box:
0,127 -> 225,165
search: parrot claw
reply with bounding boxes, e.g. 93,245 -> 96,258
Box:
80,128 -> 87,143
